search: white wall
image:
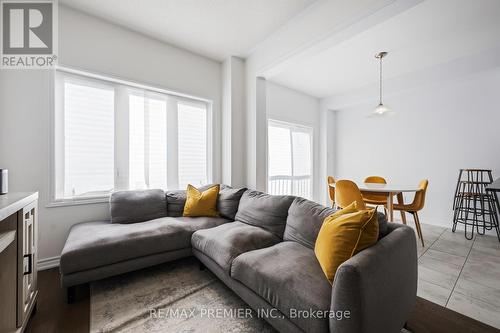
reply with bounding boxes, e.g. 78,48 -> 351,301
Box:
221,56 -> 246,187
322,68 -> 500,227
0,5 -> 222,264
318,108 -> 337,206
266,82 -> 321,201
243,0 -> 414,192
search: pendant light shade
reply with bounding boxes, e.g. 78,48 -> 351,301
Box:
372,51 -> 392,116
374,103 -> 390,115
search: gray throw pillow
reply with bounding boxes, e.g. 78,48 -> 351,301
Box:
217,187 -> 247,220
110,189 -> 167,224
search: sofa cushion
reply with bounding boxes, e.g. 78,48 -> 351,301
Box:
191,221 -> 280,273
234,190 -> 295,238
217,187 -> 247,220
60,216 -> 228,275
231,242 -> 332,333
110,189 -> 167,224
284,197 -> 336,249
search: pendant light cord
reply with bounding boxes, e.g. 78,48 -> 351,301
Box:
379,56 -> 383,105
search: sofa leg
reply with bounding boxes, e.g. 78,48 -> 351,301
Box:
199,262 -> 206,271
67,286 -> 76,304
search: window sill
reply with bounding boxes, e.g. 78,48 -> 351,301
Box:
46,196 -> 109,208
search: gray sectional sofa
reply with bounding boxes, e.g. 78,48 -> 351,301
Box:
60,186 -> 417,333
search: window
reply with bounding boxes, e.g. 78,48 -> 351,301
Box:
268,120 -> 313,199
53,69 -> 212,203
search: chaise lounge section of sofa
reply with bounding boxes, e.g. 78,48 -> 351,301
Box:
59,186 -> 417,333
59,186 -> 242,290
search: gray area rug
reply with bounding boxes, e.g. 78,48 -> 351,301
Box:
90,257 -> 276,332
91,257 -> 413,333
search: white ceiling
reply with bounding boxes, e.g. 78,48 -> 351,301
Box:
268,0 -> 500,98
60,0 -> 317,61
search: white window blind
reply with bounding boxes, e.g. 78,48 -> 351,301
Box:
268,120 -> 313,199
178,102 -> 208,189
146,97 -> 168,189
268,125 -> 292,177
128,93 -> 169,190
63,81 -> 115,198
54,69 -> 212,203
129,94 -> 146,189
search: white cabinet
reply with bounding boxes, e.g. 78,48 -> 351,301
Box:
17,200 -> 38,327
0,192 -> 38,332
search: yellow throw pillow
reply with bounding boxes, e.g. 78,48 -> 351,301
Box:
314,206 -> 379,284
329,201 -> 358,219
183,184 -> 220,217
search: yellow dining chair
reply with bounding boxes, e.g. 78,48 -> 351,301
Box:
335,180 -> 366,210
327,176 -> 335,207
393,180 -> 429,247
363,175 -> 406,222
363,176 -> 388,210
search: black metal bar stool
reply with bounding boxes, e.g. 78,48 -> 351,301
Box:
452,169 -> 499,240
486,179 -> 500,241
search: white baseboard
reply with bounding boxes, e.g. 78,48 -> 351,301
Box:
37,256 -> 60,271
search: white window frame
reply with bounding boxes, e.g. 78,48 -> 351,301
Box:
267,119 -> 314,199
49,67 -> 213,207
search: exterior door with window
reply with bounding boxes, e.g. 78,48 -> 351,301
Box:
268,120 -> 313,199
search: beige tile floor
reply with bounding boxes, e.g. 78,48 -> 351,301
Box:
411,222 -> 500,329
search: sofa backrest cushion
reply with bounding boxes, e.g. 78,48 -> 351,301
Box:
166,190 -> 186,217
218,187 -> 247,220
235,190 -> 295,238
377,211 -> 389,239
284,197 -> 336,249
110,189 -> 167,224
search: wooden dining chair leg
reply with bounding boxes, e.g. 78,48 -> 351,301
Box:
413,212 -> 425,247
400,211 -> 407,225
410,212 -> 419,240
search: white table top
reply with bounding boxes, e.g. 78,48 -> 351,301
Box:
329,182 -> 419,193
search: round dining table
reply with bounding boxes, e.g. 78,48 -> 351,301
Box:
329,182 -> 421,222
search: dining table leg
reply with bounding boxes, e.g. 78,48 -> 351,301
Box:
397,192 -> 407,224
387,192 -> 394,222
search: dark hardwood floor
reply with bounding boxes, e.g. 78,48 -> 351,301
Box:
25,269 -> 89,333
407,297 -> 499,333
25,268 -> 499,333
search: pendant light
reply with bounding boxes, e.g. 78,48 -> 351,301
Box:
373,51 -> 392,115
